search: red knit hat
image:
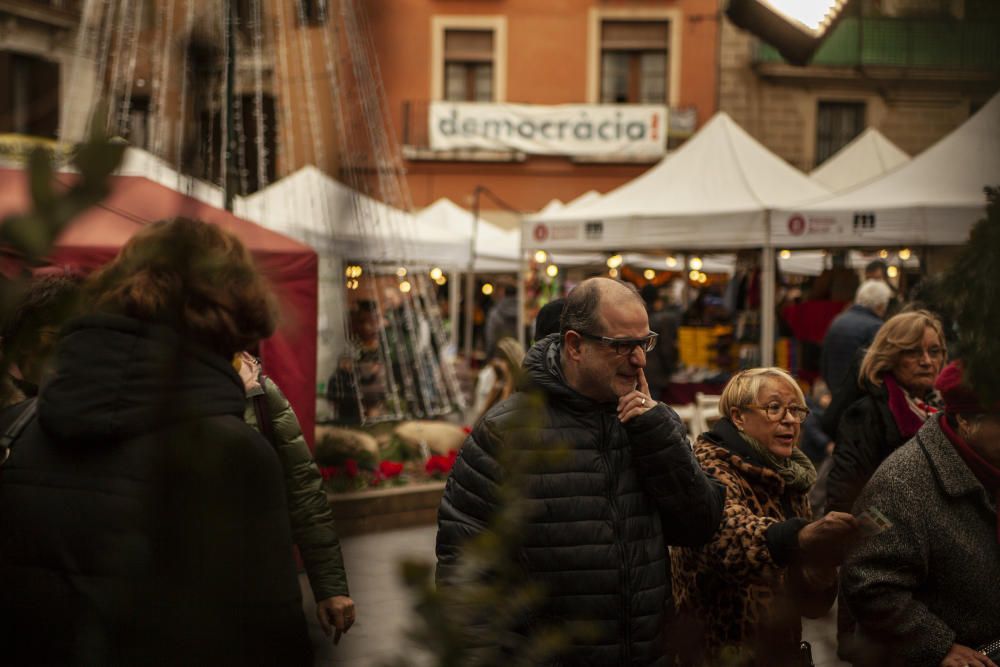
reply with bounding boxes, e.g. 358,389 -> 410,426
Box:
935,361 -> 988,415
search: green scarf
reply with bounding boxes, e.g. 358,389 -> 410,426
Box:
739,432 -> 817,493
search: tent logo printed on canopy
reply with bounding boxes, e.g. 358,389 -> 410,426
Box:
585,221 -> 604,241
788,214 -> 806,236
853,212 -> 877,232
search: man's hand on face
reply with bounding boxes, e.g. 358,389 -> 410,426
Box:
618,368 -> 655,424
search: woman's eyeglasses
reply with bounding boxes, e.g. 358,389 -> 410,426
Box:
900,346 -> 946,362
576,331 -> 658,356
744,402 -> 810,423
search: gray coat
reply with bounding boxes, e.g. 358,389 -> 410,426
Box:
841,414 -> 1000,667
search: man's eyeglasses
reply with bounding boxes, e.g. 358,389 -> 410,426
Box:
900,346 -> 946,362
576,331 -> 658,356
744,402 -> 810,423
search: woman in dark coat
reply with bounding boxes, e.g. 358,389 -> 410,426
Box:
0,218 -> 312,666
841,361 -> 1000,667
827,309 -> 947,660
671,367 -> 860,667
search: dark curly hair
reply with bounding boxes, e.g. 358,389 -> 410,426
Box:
85,217 -> 277,358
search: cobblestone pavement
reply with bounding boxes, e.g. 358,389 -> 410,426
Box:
305,525 -> 848,667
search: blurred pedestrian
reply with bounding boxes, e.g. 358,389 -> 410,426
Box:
0,218 -> 311,665
827,308 -> 947,660
532,297 -> 564,342
641,283 -> 679,402
841,360 -> 1000,667
671,367 -> 860,667
237,351 -> 356,644
469,336 -> 525,423
820,279 -> 892,402
437,277 -> 724,665
484,283 -> 518,357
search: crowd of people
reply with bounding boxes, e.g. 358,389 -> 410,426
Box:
0,216 -> 996,666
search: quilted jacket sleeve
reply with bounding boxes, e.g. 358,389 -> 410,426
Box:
435,417 -> 505,588
257,377 -> 349,601
626,403 -> 726,548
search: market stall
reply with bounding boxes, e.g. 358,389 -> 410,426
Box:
809,128 -> 910,193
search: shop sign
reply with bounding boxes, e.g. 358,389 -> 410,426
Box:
852,212 -> 876,233
429,102 -> 667,157
533,223 -> 549,241
783,214 -> 843,236
585,221 -> 603,240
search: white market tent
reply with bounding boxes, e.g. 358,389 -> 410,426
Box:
771,92 -> 1000,248
524,111 -> 830,251
521,111 -> 832,363
809,128 -> 910,193
413,197 -> 520,272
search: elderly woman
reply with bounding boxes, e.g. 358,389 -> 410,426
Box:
842,361 -> 1000,667
672,367 -> 860,666
0,218 -> 312,665
827,309 -> 947,515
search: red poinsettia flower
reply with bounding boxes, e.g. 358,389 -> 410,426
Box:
344,459 -> 359,478
319,465 -> 341,481
379,460 -> 404,478
425,450 -> 459,476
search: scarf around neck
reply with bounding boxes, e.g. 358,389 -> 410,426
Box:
884,373 -> 939,440
738,431 -> 817,493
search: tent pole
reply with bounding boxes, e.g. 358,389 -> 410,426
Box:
761,243 -> 775,368
517,254 -> 527,350
449,271 -> 460,352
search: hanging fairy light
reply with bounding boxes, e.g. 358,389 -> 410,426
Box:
644,269 -> 656,280
878,249 -> 889,259
887,266 -> 899,279
435,274 -> 448,286
688,269 -> 700,281
399,280 -> 412,294
666,256 -> 678,268
546,264 -> 559,278
606,254 -> 623,269
690,257 -> 703,270
698,272 -> 708,284
899,248 -> 912,261
429,267 -> 443,281
534,250 -> 548,264
779,249 -> 791,259
396,267 -> 407,277
482,283 -> 494,296
608,268 -> 619,278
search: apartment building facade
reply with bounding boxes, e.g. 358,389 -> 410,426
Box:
719,0 -> 1000,171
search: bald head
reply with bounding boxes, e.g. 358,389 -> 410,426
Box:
560,278 -> 644,337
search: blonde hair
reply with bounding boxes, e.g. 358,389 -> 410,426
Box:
719,367 -> 806,419
859,309 -> 945,387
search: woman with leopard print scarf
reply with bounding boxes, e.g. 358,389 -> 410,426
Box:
670,368 -> 862,667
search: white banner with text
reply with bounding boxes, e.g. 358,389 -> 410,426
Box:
429,102 -> 668,157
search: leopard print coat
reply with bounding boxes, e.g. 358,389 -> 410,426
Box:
670,419 -> 829,667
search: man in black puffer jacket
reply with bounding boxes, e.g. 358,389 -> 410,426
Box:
437,278 -> 725,666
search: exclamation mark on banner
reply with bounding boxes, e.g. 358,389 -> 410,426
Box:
651,113 -> 659,141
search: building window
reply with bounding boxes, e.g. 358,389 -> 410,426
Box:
0,51 -> 60,138
600,20 -> 669,104
816,101 -> 865,166
443,29 -> 494,102
297,0 -> 326,26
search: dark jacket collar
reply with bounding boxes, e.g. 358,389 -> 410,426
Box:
918,414 -> 997,510
522,333 -> 618,413
701,417 -> 772,470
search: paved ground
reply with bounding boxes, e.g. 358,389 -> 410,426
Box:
305,525 -> 848,667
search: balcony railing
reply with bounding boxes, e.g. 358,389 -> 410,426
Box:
754,17 -> 1000,70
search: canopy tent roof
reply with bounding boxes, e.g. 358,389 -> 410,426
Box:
0,167 -> 319,445
772,93 -> 1000,248
116,147 -> 226,208
524,112 -> 830,251
413,198 -> 520,272
809,128 -> 910,193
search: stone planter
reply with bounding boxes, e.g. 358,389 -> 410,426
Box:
327,481 -> 446,536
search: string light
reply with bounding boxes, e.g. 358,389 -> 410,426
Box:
396,267 -> 407,277
779,249 -> 791,259
690,257 -> 703,270
608,268 -> 618,278
534,250 -> 548,264
344,265 -> 362,278
644,269 -> 655,280
887,266 -> 899,279
666,256 -> 678,268
482,283 -> 494,296
399,280 -> 412,294
698,272 -> 708,284
899,248 -> 911,261
689,270 -> 700,281
429,267 -> 443,281
878,249 -> 889,259
606,254 -> 623,269
546,264 -> 559,278
435,275 -> 447,286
